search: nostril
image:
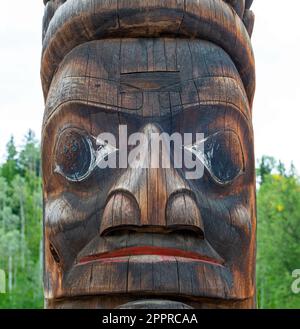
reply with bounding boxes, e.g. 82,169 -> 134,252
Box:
166,193 -> 205,239
49,242 -> 61,264
170,227 -> 204,239
100,192 -> 140,236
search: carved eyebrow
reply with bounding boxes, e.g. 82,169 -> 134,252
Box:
120,71 -> 181,93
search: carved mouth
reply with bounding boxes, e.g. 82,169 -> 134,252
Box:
59,235 -> 231,301
78,246 -> 224,267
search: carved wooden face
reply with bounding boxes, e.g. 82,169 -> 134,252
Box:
42,38 -> 256,308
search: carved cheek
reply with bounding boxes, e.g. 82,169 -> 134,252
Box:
45,197 -> 96,229
229,204 -> 252,238
199,197 -> 253,264
44,195 -> 101,266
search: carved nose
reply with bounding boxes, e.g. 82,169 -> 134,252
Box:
100,124 -> 204,237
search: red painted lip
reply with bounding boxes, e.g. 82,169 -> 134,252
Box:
78,246 -> 224,267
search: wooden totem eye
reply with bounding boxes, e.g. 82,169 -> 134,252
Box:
54,129 -> 94,182
185,130 -> 245,186
204,131 -> 245,185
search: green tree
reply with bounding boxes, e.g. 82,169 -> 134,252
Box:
0,133 -> 43,309
19,130 -> 40,177
257,158 -> 300,308
1,137 -> 19,184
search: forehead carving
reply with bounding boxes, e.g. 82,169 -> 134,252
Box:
44,39 -> 250,125
41,0 -> 255,104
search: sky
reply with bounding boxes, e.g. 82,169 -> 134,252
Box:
0,0 -> 299,170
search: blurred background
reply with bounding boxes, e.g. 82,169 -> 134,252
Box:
0,0 -> 299,308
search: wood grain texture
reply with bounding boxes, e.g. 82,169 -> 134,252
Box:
41,0 -> 255,106
42,0 -> 256,309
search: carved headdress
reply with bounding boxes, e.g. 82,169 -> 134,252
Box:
42,0 -> 255,103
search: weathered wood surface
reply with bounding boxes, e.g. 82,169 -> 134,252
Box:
41,0 -> 256,309
41,0 -> 255,105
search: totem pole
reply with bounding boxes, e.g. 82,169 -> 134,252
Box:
41,0 -> 256,309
